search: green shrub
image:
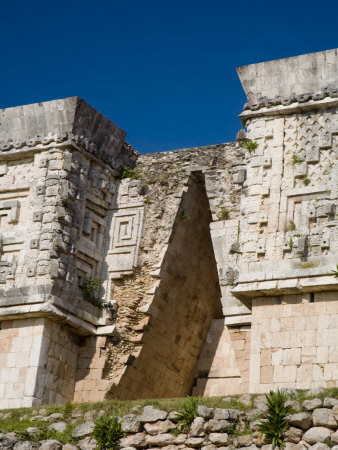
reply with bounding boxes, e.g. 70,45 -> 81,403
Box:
120,166 -> 139,179
176,396 -> 198,430
289,220 -> 296,231
242,140 -> 258,153
218,207 -> 229,220
257,390 -> 291,449
83,278 -> 110,309
93,415 -> 125,450
332,264 -> 338,278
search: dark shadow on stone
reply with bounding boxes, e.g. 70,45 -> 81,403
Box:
108,171 -> 222,399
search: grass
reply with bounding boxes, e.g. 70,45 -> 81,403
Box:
300,262 -> 317,269
1,388 -> 337,445
218,207 -> 229,220
292,153 -> 304,165
120,166 -> 140,180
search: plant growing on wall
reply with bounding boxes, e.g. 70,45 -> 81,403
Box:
289,220 -> 296,231
257,390 -> 292,449
83,278 -> 110,309
288,237 -> 293,251
218,207 -> 229,220
179,211 -> 190,221
292,153 -> 304,165
242,139 -> 258,153
176,396 -> 198,430
93,415 -> 125,449
120,166 -> 140,180
332,265 -> 338,278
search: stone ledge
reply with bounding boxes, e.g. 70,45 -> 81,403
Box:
232,275 -> 338,302
0,297 -> 114,336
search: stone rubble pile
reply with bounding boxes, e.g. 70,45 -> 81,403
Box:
0,396 -> 337,450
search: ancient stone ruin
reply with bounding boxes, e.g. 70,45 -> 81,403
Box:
0,48 -> 337,409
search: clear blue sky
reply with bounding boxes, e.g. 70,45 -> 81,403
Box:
1,0 -> 337,153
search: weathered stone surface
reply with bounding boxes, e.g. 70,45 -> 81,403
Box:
62,445 -> 79,450
168,411 -> 180,423
197,406 -> 214,419
289,412 -> 312,430
323,398 -> 338,408
25,428 -> 41,436
144,420 -> 175,435
213,409 -> 230,420
185,437 -> 205,447
190,417 -> 205,436
121,414 -> 142,433
303,399 -> 323,411
0,433 -> 20,449
284,427 -> 303,444
310,444 -> 330,450
333,406 -> 338,419
228,409 -> 241,421
71,422 -> 95,438
47,413 -> 64,421
76,437 -> 97,450
286,401 -> 302,412
139,406 -> 168,423
234,435 -> 253,447
252,431 -> 265,446
284,444 -> 307,450
120,433 -> 146,448
303,427 -> 333,444
312,408 -> 337,429
71,409 -> 82,419
144,433 -> 176,446
204,419 -> 231,432
208,433 -> 229,445
253,396 -> 267,411
39,441 -> 62,450
13,443 -> 39,450
238,394 -> 252,407
331,431 -> 338,445
249,419 -> 262,431
48,422 -> 67,433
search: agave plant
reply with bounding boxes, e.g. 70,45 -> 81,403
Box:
175,396 -> 198,430
93,415 -> 125,450
257,390 -> 292,449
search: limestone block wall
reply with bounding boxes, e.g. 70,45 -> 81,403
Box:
0,318 -> 45,409
250,292 -> 338,393
73,336 -> 110,403
192,320 -> 251,396
39,320 -> 80,405
0,318 -> 82,409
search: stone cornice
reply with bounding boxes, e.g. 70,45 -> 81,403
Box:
240,89 -> 338,118
0,132 -> 138,172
